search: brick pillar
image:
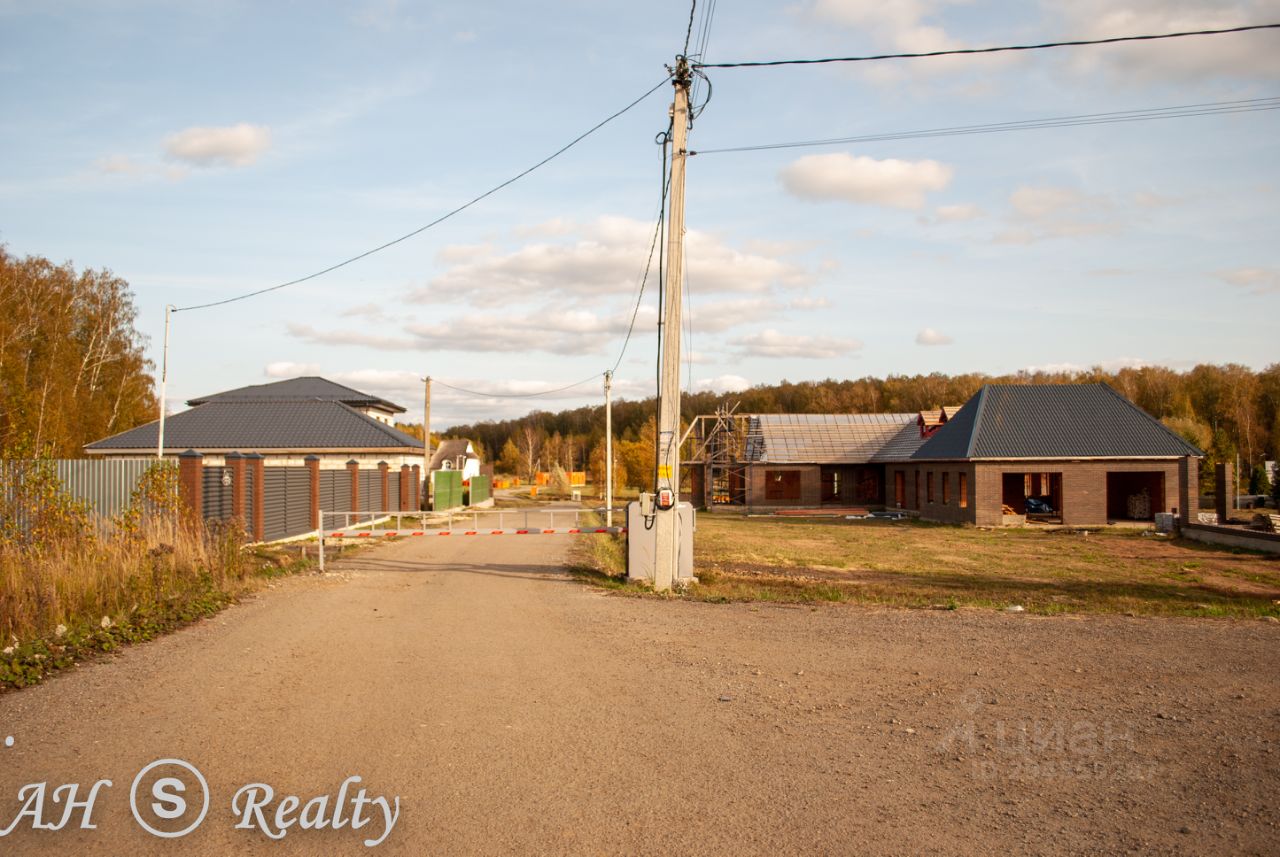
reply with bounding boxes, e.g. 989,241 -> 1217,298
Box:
412,465 -> 422,510
226,451 -> 245,529
348,459 -> 360,515
178,449 -> 203,520
379,461 -> 389,512
306,455 -> 320,530
1214,461 -> 1232,522
399,465 -> 411,511
245,454 -> 264,542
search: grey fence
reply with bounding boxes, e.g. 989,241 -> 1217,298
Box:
259,467 -> 310,542
360,470 -> 379,514
2,458 -> 161,524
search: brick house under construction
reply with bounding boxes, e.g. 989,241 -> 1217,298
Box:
689,383 -> 1202,527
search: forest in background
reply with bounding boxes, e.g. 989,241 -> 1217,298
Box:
445,364 -> 1280,495
0,248 -> 156,457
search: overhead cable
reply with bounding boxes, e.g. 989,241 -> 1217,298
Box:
696,23 -> 1280,69
432,375 -> 603,400
693,96 -> 1280,155
175,77 -> 672,312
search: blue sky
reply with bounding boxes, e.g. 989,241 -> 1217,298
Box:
2,0 -> 1277,428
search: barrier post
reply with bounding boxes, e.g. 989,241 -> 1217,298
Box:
318,509 -> 325,572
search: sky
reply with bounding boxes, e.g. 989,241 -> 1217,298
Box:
2,0 -> 1278,430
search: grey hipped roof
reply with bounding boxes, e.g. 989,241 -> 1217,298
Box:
745,413 -> 917,464
85,400 -> 424,453
430,438 -> 476,471
187,376 -> 405,414
912,384 -> 1203,461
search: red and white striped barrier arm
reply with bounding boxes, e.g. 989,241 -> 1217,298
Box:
325,527 -> 627,539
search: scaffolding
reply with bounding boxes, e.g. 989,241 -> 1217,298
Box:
689,404 -> 754,507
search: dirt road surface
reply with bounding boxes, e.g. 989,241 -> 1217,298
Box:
1,512 -> 1277,855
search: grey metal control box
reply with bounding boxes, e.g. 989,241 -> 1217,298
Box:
626,500 -> 695,582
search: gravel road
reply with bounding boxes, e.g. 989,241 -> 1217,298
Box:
1,515 -> 1277,855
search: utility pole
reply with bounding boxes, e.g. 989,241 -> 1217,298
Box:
604,370 -> 613,527
156,304 -> 174,459
653,56 -> 692,592
422,376 -> 432,509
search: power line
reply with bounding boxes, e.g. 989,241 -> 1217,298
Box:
611,189 -> 666,375
693,96 -> 1280,155
433,375 -> 602,400
174,77 -> 671,313
695,23 -> 1280,69
682,0 -> 697,57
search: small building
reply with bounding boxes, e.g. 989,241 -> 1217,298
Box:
885,384 -> 1202,526
430,438 -> 482,482
84,375 -> 424,470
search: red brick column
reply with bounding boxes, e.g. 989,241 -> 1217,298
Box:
306,455 -> 320,530
379,461 -> 389,512
411,465 -> 422,510
1215,461 -> 1231,522
348,460 -> 360,515
246,453 -> 265,542
399,465 -> 411,511
178,449 -> 203,521
226,451 -> 245,528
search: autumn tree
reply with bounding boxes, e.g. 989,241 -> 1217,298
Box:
0,248 -> 156,456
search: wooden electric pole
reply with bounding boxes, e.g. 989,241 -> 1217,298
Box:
604,370 -> 613,527
653,57 -> 692,591
422,376 -> 432,509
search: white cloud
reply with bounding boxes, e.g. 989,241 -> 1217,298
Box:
780,152 -> 953,210
1024,357 -> 1150,374
95,154 -> 145,175
730,329 -> 863,359
788,296 -> 831,310
416,216 -> 810,305
994,185 -> 1119,244
340,303 -> 392,322
920,203 -> 984,225
163,123 -> 271,168
1052,1 -> 1280,82
286,323 -> 417,351
264,361 -> 320,378
915,327 -> 953,346
1216,267 -> 1280,295
695,374 -> 752,394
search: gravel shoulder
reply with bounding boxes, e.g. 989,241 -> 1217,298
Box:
0,527 -> 1276,855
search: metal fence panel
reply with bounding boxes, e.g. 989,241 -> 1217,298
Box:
202,466 -> 234,521
388,471 -> 401,510
360,470 -> 379,513
263,469 -> 289,541
285,468 -> 310,537
2,459 -> 159,524
432,470 -> 463,511
320,470 -> 341,516
468,474 -> 491,505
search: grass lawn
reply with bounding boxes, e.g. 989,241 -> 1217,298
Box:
574,514 -> 1280,619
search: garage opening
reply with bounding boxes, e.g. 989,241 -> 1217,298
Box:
1106,471 -> 1165,521
1002,472 -> 1063,522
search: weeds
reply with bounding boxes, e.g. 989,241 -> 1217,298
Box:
0,454 -> 313,689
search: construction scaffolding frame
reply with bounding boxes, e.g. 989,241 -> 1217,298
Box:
688,404 -> 756,508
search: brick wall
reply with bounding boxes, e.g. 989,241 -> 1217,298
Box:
891,457 -> 1197,526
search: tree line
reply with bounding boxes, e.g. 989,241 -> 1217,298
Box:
445,365 -> 1280,495
0,248 -> 156,457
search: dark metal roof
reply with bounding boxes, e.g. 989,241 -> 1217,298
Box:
187,376 -> 405,413
85,400 -> 424,452
912,384 -> 1203,460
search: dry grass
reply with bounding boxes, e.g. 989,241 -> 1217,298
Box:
0,459 -> 324,688
689,516 -> 1280,618
571,512 -> 1280,619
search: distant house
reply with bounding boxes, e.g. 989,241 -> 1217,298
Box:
84,376 -> 424,469
429,438 -> 482,482
889,384 -> 1202,526
691,384 -> 1202,526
